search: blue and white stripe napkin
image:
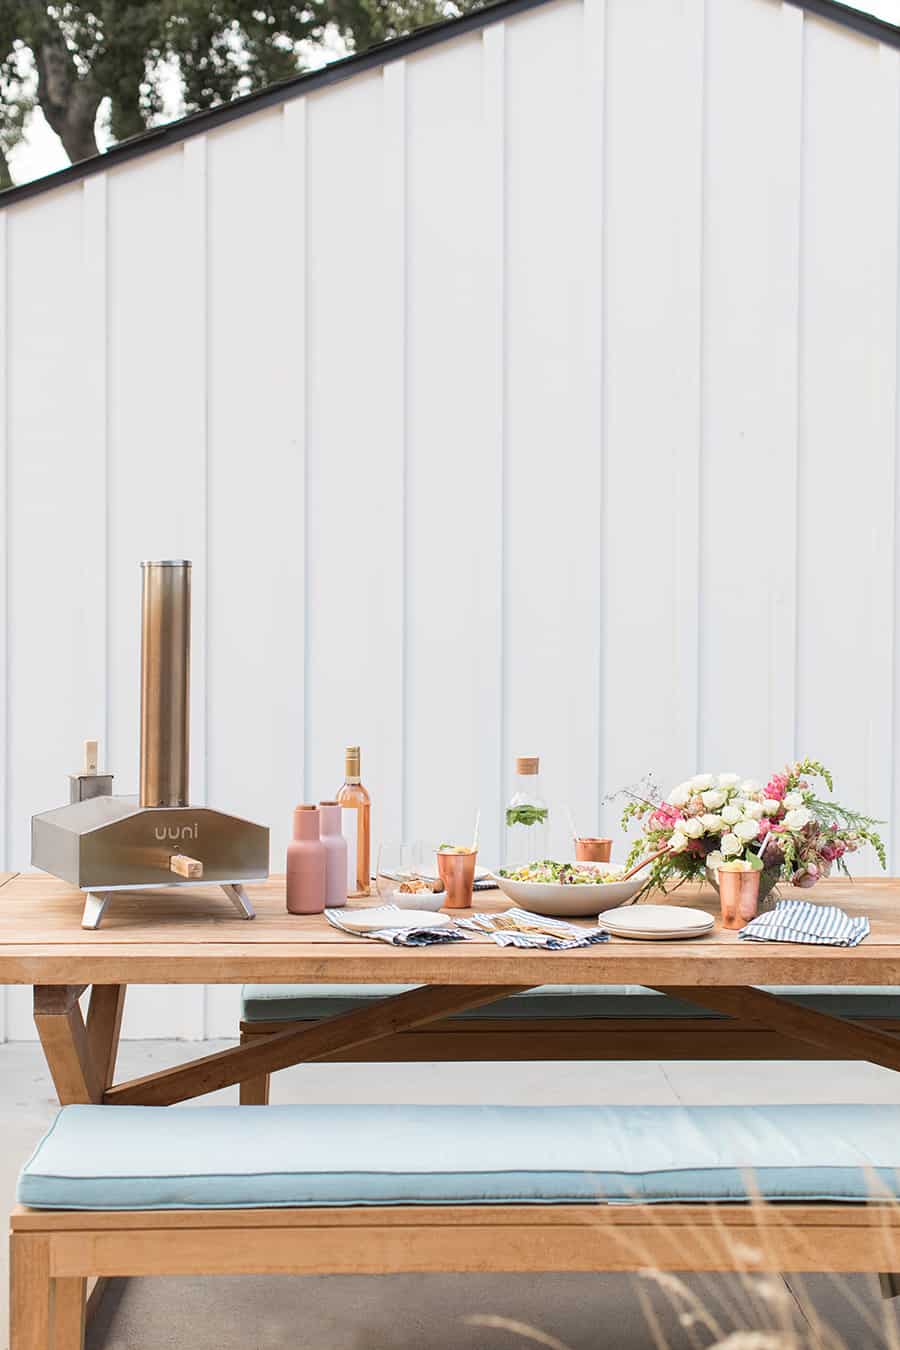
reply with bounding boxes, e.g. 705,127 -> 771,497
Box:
455,906 -> 609,950
738,898 -> 869,948
324,906 -> 468,946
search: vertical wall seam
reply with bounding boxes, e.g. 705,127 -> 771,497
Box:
0,211 -> 8,1039
101,176 -> 112,782
301,100 -> 311,801
696,0 -> 709,774
596,0 -> 609,819
396,63 -> 411,842
1,211 -> 8,878
202,135 -> 211,1039
793,15 -> 808,765
493,25 -> 509,855
891,49 -> 900,871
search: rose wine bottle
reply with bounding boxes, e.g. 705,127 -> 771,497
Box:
336,746 -> 371,896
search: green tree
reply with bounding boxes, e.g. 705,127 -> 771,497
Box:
0,0 -> 471,188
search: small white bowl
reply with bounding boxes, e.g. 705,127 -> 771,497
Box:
384,888 -> 447,912
492,862 -> 642,917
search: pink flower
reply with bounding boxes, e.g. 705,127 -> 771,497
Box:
820,844 -> 837,862
792,863 -> 819,888
649,805 -> 680,833
757,817 -> 772,837
765,773 -> 788,801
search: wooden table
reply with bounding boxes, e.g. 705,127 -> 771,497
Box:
3,871 -> 900,1109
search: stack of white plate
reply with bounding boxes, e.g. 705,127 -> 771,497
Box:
602,904 -> 714,941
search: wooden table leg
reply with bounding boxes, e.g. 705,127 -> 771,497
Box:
86,985 -> 126,1090
652,985 -> 900,1074
106,984 -> 533,1107
33,986 -> 103,1104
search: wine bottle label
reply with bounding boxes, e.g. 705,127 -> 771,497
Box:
341,807 -> 358,894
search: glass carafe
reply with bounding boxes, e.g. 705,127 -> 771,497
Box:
505,756 -> 549,868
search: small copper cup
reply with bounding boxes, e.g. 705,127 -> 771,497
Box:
436,849 -> 477,909
717,866 -> 761,931
575,837 -> 612,864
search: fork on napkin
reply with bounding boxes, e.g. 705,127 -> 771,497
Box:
324,906 -> 468,946
455,907 -> 609,950
738,898 -> 869,948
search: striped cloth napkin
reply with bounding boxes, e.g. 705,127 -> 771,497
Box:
455,906 -> 609,950
324,906 -> 468,947
738,898 -> 870,947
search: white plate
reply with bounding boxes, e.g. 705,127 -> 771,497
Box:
603,905 -> 714,940
338,906 -> 451,933
492,863 -> 643,917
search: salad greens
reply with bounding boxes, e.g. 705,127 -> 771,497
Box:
499,859 -> 624,885
505,804 -> 549,828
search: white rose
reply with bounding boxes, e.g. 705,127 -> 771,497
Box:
739,779 -> 760,795
734,818 -> 760,841
718,773 -> 740,788
720,833 -> 742,857
701,813 -> 724,832
783,791 -> 805,810
681,817 -> 705,839
761,798 -> 781,815
741,800 -> 763,820
706,850 -> 724,870
721,804 -> 742,825
784,807 -> 812,831
701,788 -> 727,810
669,830 -> 689,853
667,783 -> 691,807
690,774 -> 714,791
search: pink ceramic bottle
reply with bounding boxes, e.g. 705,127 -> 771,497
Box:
318,801 -> 348,908
285,805 -> 327,914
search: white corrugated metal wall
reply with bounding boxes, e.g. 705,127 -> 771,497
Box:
1,0 -> 898,1039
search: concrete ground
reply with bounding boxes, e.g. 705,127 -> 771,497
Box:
4,1043 -> 900,1349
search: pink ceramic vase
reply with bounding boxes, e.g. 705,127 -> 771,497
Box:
319,801 -> 348,908
286,805 -> 327,914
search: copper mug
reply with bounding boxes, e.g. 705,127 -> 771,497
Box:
575,837 -> 612,864
717,866 -> 761,931
436,849 -> 477,909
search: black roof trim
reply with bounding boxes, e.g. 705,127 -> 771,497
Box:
3,0 -> 899,208
785,0 -> 900,45
0,0 -> 551,208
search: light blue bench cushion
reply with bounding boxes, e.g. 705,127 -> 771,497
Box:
17,1103 -> 900,1210
240,984 -> 900,1023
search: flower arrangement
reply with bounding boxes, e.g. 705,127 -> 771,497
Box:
621,759 -> 885,902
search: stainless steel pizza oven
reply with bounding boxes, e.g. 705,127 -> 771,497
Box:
31,561 -> 269,928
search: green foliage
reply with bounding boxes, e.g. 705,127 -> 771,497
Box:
505,804 -> 548,828
1,0 -> 483,185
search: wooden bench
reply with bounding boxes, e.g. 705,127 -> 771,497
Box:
237,983 -> 900,1104
11,1102 -> 900,1348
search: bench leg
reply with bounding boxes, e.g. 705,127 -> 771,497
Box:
239,1033 -> 270,1105
10,1234 -> 51,1350
52,1278 -> 86,1350
879,1273 -> 900,1299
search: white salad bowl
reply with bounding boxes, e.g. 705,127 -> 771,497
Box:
492,863 -> 643,917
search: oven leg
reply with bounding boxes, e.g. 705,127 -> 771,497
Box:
222,884 -> 255,920
81,893 -> 111,930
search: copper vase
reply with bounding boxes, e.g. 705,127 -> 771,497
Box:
718,866 -> 761,931
575,837 -> 612,864
436,850 -> 477,909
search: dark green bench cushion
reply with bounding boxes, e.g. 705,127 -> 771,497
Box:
240,984 -> 900,1023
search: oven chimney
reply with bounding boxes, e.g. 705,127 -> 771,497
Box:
139,560 -> 191,808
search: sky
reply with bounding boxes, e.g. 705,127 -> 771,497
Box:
7,0 -> 900,188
